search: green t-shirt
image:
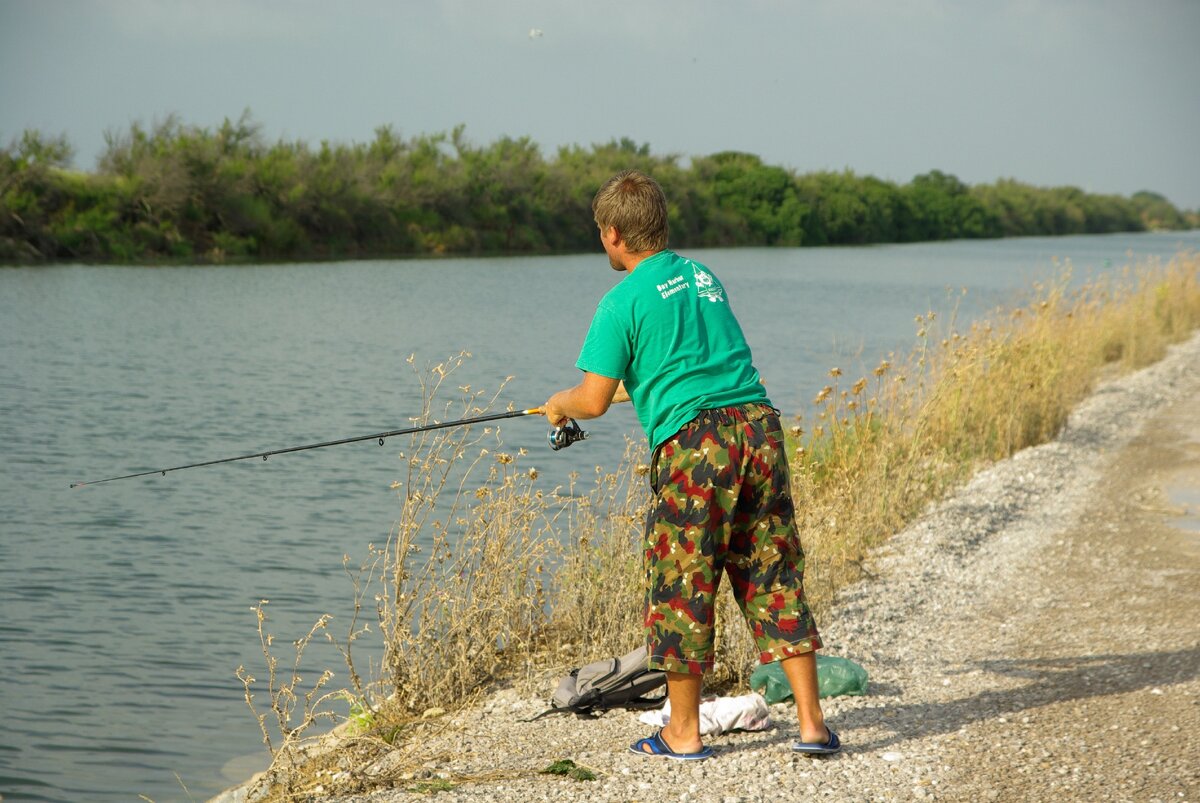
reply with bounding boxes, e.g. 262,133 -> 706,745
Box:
576,250 -> 769,449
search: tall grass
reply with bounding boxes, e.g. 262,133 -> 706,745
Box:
372,353 -> 559,713
786,252 -> 1200,622
240,252 -> 1199,797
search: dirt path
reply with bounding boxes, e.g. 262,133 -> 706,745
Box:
929,386 -> 1200,800
810,337 -> 1200,803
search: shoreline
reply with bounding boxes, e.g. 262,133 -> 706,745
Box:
214,332 -> 1200,802
6,228 -> 1198,270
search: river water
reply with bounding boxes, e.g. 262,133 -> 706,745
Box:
1,231 -> 1197,801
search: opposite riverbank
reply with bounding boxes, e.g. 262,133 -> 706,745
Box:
214,330 -> 1200,803
4,119 -> 1197,264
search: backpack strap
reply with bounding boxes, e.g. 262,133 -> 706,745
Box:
524,647 -> 667,722
521,706 -> 575,723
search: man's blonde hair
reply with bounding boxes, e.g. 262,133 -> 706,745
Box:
591,169 -> 669,252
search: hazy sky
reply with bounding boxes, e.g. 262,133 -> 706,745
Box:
2,0 -> 1198,209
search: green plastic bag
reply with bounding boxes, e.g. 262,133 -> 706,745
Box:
749,655 -> 868,702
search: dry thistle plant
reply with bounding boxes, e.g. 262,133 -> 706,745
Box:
367,352 -> 567,714
236,352 -> 572,795
235,600 -> 342,793
545,440 -> 651,663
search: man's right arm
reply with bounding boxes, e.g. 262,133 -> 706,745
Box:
544,372 -> 622,426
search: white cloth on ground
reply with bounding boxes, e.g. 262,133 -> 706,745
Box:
637,693 -> 771,736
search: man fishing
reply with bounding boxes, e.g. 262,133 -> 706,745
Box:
544,169 -> 838,760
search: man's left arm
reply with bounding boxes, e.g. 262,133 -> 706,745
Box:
544,373 -> 622,426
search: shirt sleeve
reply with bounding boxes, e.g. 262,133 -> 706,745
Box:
575,298 -> 630,380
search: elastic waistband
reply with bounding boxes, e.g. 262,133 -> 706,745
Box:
685,402 -> 780,428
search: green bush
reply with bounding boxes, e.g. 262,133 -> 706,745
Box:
1,114 -> 1190,264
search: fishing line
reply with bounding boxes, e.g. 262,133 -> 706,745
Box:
70,408 -> 587,488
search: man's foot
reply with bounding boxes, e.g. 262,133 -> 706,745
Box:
798,723 -> 830,744
792,727 -> 840,755
629,729 -> 714,761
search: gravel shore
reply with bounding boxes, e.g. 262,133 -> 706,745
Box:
220,333 -> 1200,803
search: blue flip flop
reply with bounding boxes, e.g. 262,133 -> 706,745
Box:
792,728 -> 841,755
629,729 -> 715,761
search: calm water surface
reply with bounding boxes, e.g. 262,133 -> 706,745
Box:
1,231 -> 1197,800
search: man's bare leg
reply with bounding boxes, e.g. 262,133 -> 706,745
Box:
780,652 -> 830,743
640,670 -> 705,754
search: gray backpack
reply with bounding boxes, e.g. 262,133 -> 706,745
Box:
535,645 -> 667,719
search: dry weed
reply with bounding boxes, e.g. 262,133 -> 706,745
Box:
789,251 -> 1200,618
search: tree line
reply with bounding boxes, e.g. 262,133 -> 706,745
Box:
2,113 -> 1195,263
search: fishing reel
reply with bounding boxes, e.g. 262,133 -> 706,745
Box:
548,418 -> 588,451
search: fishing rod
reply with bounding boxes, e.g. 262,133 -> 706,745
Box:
70,408 -> 588,488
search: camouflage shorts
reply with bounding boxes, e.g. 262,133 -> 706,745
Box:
644,402 -> 822,674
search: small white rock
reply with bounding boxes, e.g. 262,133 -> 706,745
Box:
882,751 -> 902,762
